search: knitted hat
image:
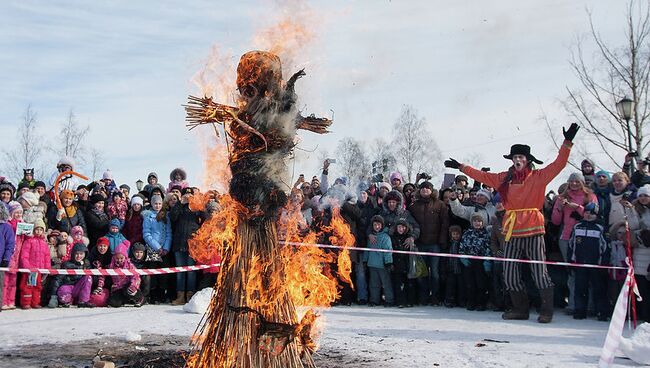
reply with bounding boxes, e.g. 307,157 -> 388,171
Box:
131,196 -> 144,207
19,191 -> 39,207
60,189 -> 75,200
455,175 -> 468,184
90,194 -> 105,204
114,240 -> 131,256
378,182 -> 392,191
334,177 -> 348,186
470,213 -> 484,223
131,242 -> 146,253
151,194 -> 163,204
384,190 -> 402,204
419,181 -> 434,190
112,190 -> 124,198
584,202 -> 599,214
76,184 -> 87,191
109,218 -> 121,229
96,237 -> 110,248
33,218 -> 46,231
47,229 -> 61,240
181,187 -> 194,196
34,181 -> 46,189
568,172 -> 586,184
595,170 -> 611,181
102,170 -> 113,180
119,184 -> 130,191
71,243 -> 88,256
147,172 -> 158,180
396,218 -> 409,228
476,188 -> 492,201
389,172 -> 403,182
17,182 -> 30,191
169,184 -> 182,192
638,185 -> 650,197
371,215 -> 385,226
7,201 -> 22,215
71,225 -> 84,238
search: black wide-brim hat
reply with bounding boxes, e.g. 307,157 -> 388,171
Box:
503,144 -> 543,164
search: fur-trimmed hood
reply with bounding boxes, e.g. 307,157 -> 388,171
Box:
382,190 -> 405,214
169,168 -> 187,181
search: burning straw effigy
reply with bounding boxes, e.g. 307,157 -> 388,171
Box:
184,51 -> 353,368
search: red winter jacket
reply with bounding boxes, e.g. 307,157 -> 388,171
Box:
19,234 -> 51,269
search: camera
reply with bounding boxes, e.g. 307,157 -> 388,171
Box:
371,173 -> 384,183
418,172 -> 432,180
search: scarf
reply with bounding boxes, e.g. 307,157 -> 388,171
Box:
64,204 -> 77,218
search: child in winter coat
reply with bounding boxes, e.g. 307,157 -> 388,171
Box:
105,218 -> 127,253
2,202 -> 24,310
568,202 -> 610,321
123,196 -> 145,246
87,237 -> 112,307
607,222 -> 628,310
363,215 -> 394,306
142,194 -> 172,303
47,230 -> 66,268
107,191 -> 128,225
459,214 -> 492,311
129,242 -> 150,301
444,225 -> 464,308
108,241 -> 144,307
64,226 -> 89,261
167,168 -> 189,193
0,205 -> 16,311
18,191 -> 46,225
390,218 -> 419,307
19,218 -> 51,309
55,243 -> 94,308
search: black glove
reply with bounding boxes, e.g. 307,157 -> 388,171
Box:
444,158 -> 461,169
0,260 -> 8,268
563,123 -> 580,142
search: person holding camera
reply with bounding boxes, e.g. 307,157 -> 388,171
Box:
622,152 -> 650,189
444,123 -> 579,323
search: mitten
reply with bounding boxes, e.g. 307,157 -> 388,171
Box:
127,286 -> 138,296
444,158 -> 461,169
563,123 -> 580,142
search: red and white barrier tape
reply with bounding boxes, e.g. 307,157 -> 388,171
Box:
0,263 -> 220,276
282,241 -> 629,270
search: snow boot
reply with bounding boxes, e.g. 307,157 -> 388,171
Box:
47,295 -> 58,308
186,291 -> 195,302
502,291 -> 529,320
537,287 -> 554,323
171,291 -> 185,306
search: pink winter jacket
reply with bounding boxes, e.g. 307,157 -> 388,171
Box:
19,234 -> 51,269
8,219 -> 25,270
551,190 -> 598,240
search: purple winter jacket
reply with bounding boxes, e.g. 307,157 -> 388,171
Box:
0,222 -> 16,264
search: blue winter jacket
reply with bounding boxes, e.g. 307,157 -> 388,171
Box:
568,220 -> 609,265
105,231 -> 127,253
459,228 -> 491,257
142,210 -> 172,252
363,228 -> 393,268
0,222 -> 16,263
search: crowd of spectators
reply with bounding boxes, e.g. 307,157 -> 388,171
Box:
0,152 -> 649,326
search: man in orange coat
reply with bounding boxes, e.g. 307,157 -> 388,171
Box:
444,123 -> 579,323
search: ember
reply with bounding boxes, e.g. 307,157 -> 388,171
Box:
185,50 -> 352,368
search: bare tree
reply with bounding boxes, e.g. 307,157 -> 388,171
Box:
391,104 -> 442,182
88,148 -> 105,180
369,138 -> 397,179
54,108 -> 90,166
2,105 -> 45,182
335,137 -> 369,184
559,1 -> 650,167
462,152 -> 484,168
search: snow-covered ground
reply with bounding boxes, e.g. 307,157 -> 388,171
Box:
0,304 -> 641,367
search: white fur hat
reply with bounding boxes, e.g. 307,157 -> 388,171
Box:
638,184 -> 650,197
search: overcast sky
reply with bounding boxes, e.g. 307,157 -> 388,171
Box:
0,0 -> 630,191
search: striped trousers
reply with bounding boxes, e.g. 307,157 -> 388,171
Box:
503,235 -> 553,292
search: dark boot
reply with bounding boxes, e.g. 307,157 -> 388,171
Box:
537,287 -> 554,323
502,291 -> 529,320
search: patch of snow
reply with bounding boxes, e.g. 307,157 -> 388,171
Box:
182,287 -> 214,314
0,304 -> 639,367
619,322 -> 650,365
124,331 -> 141,342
